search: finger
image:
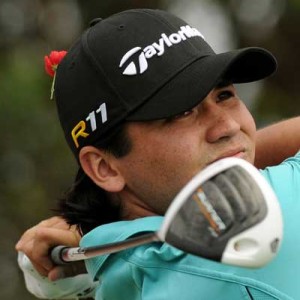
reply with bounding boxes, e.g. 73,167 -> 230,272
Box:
34,226 -> 81,248
15,217 -> 71,251
31,227 -> 77,260
16,217 -> 82,278
24,227 -> 80,275
17,241 -> 53,277
31,260 -> 51,277
16,233 -> 54,273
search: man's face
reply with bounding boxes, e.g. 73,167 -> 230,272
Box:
115,84 -> 256,215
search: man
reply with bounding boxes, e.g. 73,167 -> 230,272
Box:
16,9 -> 300,300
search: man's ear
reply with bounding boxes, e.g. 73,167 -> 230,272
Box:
79,146 -> 125,192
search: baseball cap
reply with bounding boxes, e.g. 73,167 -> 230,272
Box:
54,8 -> 277,157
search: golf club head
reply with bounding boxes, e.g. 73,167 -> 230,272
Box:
158,158 -> 283,268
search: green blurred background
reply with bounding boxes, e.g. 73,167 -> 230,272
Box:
0,0 -> 299,299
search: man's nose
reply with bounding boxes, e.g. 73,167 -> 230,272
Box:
203,105 -> 241,143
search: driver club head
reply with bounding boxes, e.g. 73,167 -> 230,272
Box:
159,158 -> 283,268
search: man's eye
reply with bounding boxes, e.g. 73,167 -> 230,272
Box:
178,110 -> 193,118
166,110 -> 193,122
217,90 -> 234,102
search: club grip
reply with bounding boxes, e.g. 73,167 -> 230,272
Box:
51,245 -> 70,265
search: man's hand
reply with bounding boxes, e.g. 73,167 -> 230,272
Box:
16,216 -> 85,281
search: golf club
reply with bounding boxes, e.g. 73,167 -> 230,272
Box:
51,157 -> 283,268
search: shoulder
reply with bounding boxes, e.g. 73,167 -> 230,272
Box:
81,218 -> 294,299
90,242 -> 292,300
260,151 -> 300,203
260,151 -> 300,186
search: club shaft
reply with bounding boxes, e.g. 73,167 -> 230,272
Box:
51,232 -> 159,265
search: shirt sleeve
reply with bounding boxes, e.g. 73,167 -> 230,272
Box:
97,253 -> 283,300
260,152 -> 300,207
18,252 -> 97,299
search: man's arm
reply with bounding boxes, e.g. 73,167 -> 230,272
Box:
255,116 -> 300,169
16,216 -> 83,281
16,217 -> 96,299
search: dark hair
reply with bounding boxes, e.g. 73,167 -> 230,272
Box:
56,124 -> 132,234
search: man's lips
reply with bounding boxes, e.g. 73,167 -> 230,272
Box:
212,148 -> 246,163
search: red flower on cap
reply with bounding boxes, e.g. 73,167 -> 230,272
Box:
44,50 -> 67,99
44,50 -> 67,77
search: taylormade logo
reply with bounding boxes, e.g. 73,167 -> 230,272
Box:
119,25 -> 205,75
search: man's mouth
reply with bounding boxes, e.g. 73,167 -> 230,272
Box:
212,148 -> 246,163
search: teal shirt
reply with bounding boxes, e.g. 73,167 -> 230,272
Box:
81,153 -> 300,300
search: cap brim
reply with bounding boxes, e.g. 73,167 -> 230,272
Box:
126,47 -> 277,121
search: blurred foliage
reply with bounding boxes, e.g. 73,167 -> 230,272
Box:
0,0 -> 299,299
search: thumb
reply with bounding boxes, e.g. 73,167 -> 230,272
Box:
48,261 -> 87,281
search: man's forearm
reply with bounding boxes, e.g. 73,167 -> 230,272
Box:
255,116 -> 300,169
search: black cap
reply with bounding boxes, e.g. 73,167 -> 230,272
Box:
55,9 -> 277,157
